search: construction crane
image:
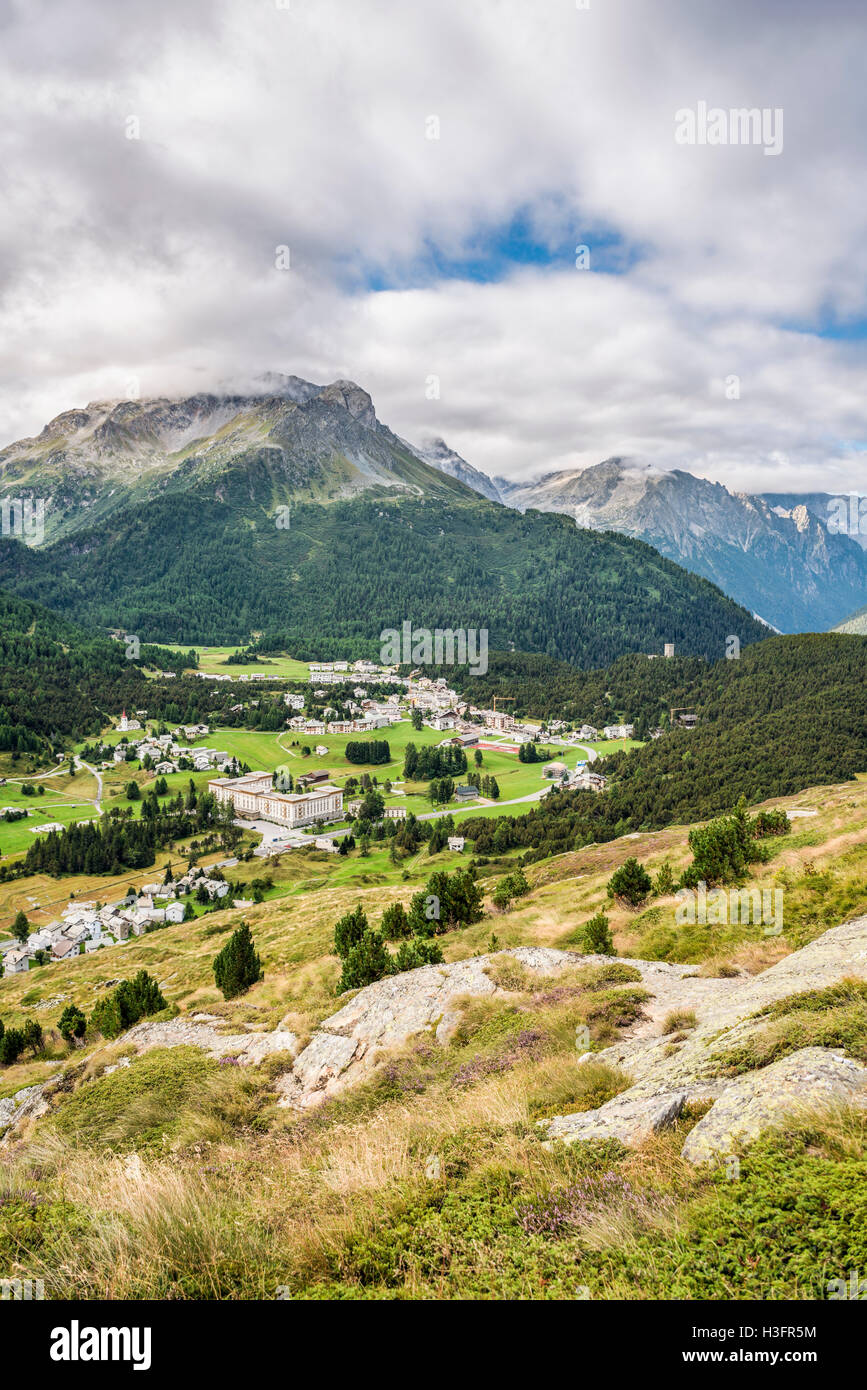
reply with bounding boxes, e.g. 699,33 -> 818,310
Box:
492,697 -> 515,711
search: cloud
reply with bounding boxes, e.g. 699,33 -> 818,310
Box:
0,0 -> 865,491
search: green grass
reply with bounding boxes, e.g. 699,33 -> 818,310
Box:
713,980 -> 867,1075
163,645 -> 311,681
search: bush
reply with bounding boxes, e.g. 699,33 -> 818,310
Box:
337,930 -> 391,994
492,868 -> 531,910
392,938 -> 444,972
23,1019 -> 44,1054
213,923 -> 263,1000
608,858 -> 652,906
653,861 -> 676,896
334,905 -> 370,958
380,902 -> 411,940
58,1004 -> 87,1046
0,1027 -> 26,1065
681,801 -> 762,887
579,912 -> 615,956
91,970 -> 168,1038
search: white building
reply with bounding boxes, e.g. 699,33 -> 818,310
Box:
209,771 -> 343,829
3,947 -> 30,974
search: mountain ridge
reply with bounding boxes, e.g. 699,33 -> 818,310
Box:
463,457 -> 867,633
0,379 -> 767,662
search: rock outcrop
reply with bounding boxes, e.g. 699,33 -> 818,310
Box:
0,1082 -> 50,1142
680,1048 -> 867,1164
122,1015 -> 298,1065
541,1092 -> 688,1149
537,915 -> 867,1163
275,947 -> 739,1108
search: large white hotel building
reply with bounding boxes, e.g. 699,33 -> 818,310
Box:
208,772 -> 343,828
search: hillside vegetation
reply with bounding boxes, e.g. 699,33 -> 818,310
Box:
2,773 -> 867,1298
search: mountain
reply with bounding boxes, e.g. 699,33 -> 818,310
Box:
0,376 -> 473,544
502,458 -> 867,633
407,436 -> 502,502
0,379 -> 767,663
762,491 -> 867,552
833,602 -> 867,635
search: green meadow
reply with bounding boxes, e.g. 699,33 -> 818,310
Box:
163,645 -> 311,681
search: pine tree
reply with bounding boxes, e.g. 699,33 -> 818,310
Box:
607,857 -> 652,906
337,929 -> 391,994
580,912 -> 615,955
380,902 -> 411,939
11,910 -> 29,944
213,922 -> 263,1000
58,1004 -> 87,1046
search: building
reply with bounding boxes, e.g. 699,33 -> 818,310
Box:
543,761 -> 569,780
447,836 -> 465,852
571,770 -> 606,793
602,724 -> 634,740
664,643 -> 675,659
51,936 -> 79,961
209,772 -> 343,829
453,784 -> 479,800
3,947 -> 30,974
482,710 -> 515,732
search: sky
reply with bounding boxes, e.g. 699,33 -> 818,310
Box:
0,0 -> 866,493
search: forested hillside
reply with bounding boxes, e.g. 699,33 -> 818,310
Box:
462,634 -> 867,855
2,491 -> 766,662
0,590 -> 196,747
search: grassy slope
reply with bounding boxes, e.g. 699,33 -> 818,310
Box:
163,646 -> 311,680
2,775 -> 867,1297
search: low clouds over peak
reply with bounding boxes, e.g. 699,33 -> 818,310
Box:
0,0 -> 865,493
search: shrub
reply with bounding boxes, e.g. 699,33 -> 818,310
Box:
653,861 -> 676,896
391,938 -> 444,973
579,912 -> 615,955
380,902 -> 411,940
334,905 -> 370,958
492,868 -> 531,910
337,930 -> 391,994
58,1004 -> 87,1046
681,800 -> 761,887
213,923 -> 263,1000
608,858 -> 652,907
662,1009 -> 697,1034
0,1027 -> 26,1065
23,1019 -> 44,1054
90,970 -> 168,1039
